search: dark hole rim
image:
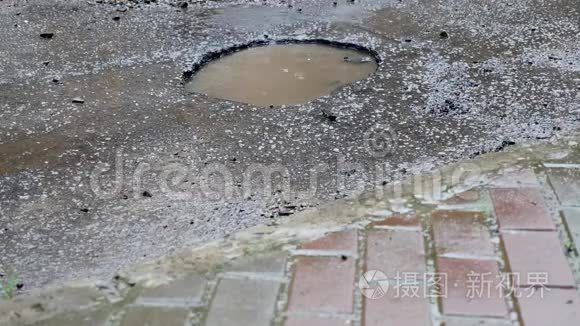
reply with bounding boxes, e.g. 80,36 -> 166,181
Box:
182,39 -> 381,83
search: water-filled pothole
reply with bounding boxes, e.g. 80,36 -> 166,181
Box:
185,41 -> 378,106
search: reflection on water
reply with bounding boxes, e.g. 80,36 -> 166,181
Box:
186,44 -> 377,106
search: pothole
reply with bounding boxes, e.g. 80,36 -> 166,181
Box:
184,41 -> 379,106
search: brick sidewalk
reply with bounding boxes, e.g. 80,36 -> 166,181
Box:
3,163 -> 580,325
48,168 -> 580,326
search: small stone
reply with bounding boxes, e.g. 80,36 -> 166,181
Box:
80,208 -> 89,213
439,31 -> 449,39
142,191 -> 152,197
278,207 -> 293,216
72,97 -> 85,104
40,32 -> 54,39
112,16 -> 121,21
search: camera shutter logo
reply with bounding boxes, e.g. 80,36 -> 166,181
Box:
359,270 -> 389,299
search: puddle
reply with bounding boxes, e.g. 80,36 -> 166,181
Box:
185,43 -> 378,106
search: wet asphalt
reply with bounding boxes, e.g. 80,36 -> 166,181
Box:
0,0 -> 578,289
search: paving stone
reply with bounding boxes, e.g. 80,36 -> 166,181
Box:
372,213 -> 421,227
300,230 -> 357,253
443,190 -> 481,205
136,275 -> 206,306
441,317 -> 512,326
32,309 -> 111,326
287,256 -> 355,314
285,316 -> 352,326
227,252 -> 287,274
120,305 -> 190,326
367,229 -> 426,279
364,283 -> 430,326
436,257 -> 507,317
489,169 -> 540,188
501,231 -> 576,288
562,207 -> 580,248
432,210 -> 495,258
515,287 -> 580,326
548,169 -> 580,206
490,188 -> 555,230
205,278 -> 281,326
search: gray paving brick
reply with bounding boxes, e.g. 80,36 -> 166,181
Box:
489,169 -> 540,188
226,252 -> 287,274
562,207 -> 580,248
32,309 -> 111,326
441,317 -> 512,326
548,169 -> 580,206
205,278 -> 281,326
136,275 -> 207,307
120,305 -> 190,326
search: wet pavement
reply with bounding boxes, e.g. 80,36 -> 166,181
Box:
0,0 -> 579,290
2,134 -> 580,325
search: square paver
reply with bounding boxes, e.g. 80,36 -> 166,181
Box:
120,305 -> 190,326
205,278 -> 281,326
515,287 -> 580,326
501,231 -> 576,288
548,169 -> 580,206
490,188 -> 555,230
436,257 -> 507,317
364,283 -> 430,326
432,210 -> 495,258
366,229 -> 426,279
287,256 -> 355,314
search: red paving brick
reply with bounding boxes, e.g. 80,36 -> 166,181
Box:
300,230 -> 357,253
366,229 -> 426,279
372,213 -> 421,228
437,257 -> 508,317
515,287 -> 580,326
285,316 -> 352,326
287,256 -> 355,314
432,210 -> 495,258
490,188 -> 555,230
501,231 -> 576,288
364,284 -> 431,326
